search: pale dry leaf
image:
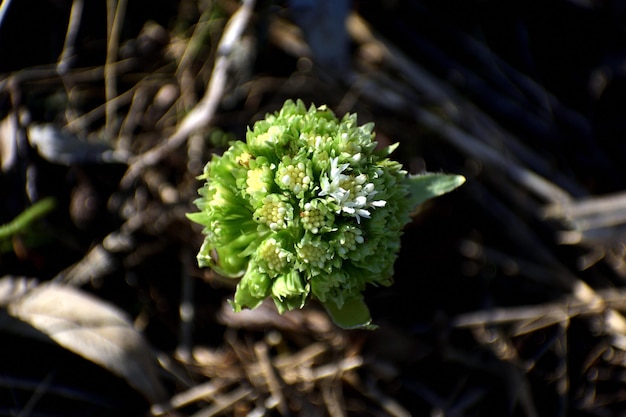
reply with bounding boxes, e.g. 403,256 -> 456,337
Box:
0,114 -> 17,172
27,124 -> 129,165
0,276 -> 38,306
0,277 -> 55,343
7,282 -> 167,404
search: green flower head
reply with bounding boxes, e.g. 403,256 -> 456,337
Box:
188,99 -> 465,329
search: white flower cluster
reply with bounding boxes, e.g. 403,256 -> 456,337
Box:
320,157 -> 386,223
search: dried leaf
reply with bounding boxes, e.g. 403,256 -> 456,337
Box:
6,281 -> 167,404
27,124 -> 129,165
0,276 -> 38,306
0,115 -> 17,172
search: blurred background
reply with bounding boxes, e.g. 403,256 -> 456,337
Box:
2,0 -> 626,415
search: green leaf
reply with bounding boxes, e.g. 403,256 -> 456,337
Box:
185,211 -> 208,225
231,265 -> 271,311
0,197 -> 57,254
406,173 -> 465,209
322,297 -> 378,330
0,197 -> 56,239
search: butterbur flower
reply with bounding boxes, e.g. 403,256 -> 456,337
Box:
188,100 -> 465,329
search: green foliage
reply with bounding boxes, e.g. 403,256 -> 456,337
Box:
0,197 -> 56,254
188,100 -> 464,328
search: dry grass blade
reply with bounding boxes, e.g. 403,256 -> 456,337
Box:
545,191 -> 626,228
189,386 -> 254,417
105,0 -> 128,138
321,380 -> 346,417
151,379 -> 230,416
57,0 -> 84,72
254,342 -> 288,415
310,356 -> 363,381
451,285 -> 626,330
14,372 -> 55,417
545,191 -> 626,275
64,80 -> 139,134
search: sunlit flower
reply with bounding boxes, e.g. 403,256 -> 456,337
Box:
253,194 -> 293,231
188,99 -> 465,328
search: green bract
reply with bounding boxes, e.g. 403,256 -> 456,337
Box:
188,100 -> 465,329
